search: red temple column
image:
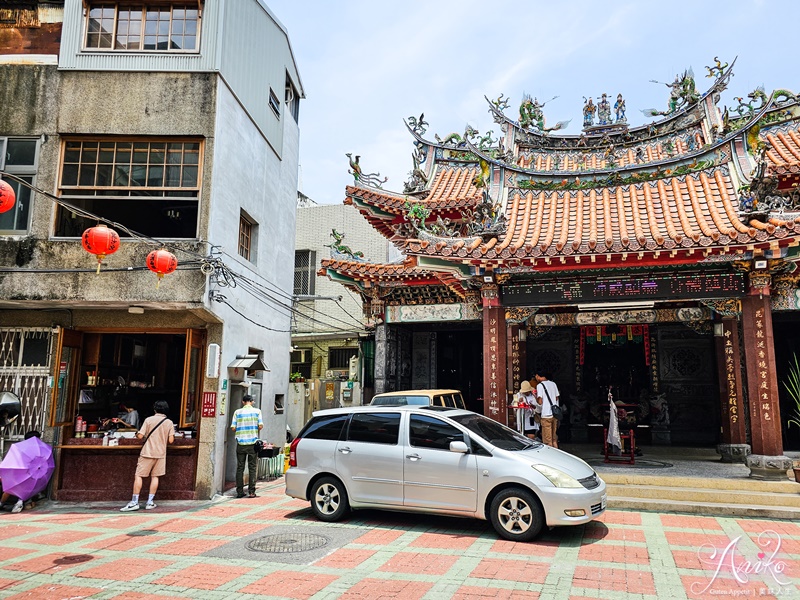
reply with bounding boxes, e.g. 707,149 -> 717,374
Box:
741,279 -> 792,479
714,318 -> 749,462
482,284 -> 507,424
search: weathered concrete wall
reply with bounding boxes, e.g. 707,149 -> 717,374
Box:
0,68 -> 217,305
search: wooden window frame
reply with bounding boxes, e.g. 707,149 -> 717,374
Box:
55,137 -> 203,239
238,211 -> 254,262
83,2 -> 202,53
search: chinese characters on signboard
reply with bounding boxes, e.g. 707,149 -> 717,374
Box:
489,317 -> 499,416
722,325 -> 738,425
753,308 -> 772,424
511,330 -> 521,397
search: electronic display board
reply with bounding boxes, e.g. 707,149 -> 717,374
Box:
502,272 -> 746,306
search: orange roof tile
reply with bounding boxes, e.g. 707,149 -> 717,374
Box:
405,167 -> 800,261
763,123 -> 800,175
346,165 -> 482,213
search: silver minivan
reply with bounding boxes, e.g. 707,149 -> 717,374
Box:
285,405 -> 606,542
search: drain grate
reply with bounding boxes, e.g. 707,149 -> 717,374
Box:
246,533 -> 330,554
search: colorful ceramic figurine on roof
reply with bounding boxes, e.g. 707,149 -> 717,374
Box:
597,94 -> 612,126
614,94 -> 627,123
582,97 -> 596,127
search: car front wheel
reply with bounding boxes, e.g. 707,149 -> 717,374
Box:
310,477 -> 349,522
489,487 -> 543,542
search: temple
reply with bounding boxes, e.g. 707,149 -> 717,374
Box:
320,59 -> 800,479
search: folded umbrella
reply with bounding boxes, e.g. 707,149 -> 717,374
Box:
0,436 -> 54,501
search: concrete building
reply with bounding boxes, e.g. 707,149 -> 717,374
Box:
0,0 -> 303,499
291,198 -> 398,408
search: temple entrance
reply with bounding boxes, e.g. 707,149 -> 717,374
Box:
583,334 -> 649,413
437,329 -> 483,414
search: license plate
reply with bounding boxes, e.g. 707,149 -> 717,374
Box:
601,494 -> 607,510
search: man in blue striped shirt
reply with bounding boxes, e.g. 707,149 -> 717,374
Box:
230,395 -> 263,498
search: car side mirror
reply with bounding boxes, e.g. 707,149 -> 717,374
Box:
449,441 -> 469,453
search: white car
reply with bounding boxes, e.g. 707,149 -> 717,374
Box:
285,405 -> 606,541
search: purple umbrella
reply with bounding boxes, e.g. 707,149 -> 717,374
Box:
0,436 -> 54,501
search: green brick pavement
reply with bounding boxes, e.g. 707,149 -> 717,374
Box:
0,481 -> 798,599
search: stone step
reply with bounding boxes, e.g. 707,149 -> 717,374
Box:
601,472 -> 797,493
608,496 -> 800,520
605,483 -> 800,508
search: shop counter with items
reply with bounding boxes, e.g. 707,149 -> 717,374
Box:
55,436 -> 198,501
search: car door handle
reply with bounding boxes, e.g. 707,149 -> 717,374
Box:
338,447 -> 352,454
406,453 -> 421,461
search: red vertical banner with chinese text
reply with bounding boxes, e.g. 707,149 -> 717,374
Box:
715,319 -> 746,445
483,304 -> 508,425
741,295 -> 783,456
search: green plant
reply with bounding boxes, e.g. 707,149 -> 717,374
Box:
783,354 -> 800,431
289,372 -> 304,382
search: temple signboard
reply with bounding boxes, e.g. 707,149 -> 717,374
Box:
503,272 -> 745,306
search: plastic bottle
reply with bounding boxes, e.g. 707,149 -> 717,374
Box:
102,432 -> 109,446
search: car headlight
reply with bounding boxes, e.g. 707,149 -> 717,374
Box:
531,464 -> 583,488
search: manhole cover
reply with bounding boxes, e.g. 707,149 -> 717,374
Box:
246,533 -> 330,554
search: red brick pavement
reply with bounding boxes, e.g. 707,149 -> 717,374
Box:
152,563 -> 251,590
75,558 -> 174,581
239,571 -> 339,598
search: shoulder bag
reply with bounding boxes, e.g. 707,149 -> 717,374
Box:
542,385 -> 563,421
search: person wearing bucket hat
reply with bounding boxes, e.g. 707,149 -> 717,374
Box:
512,380 -> 538,440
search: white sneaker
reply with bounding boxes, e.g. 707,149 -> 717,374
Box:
120,501 -> 140,512
11,500 -> 23,514
145,502 -> 157,510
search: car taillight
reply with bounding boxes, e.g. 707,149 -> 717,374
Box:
289,437 -> 300,468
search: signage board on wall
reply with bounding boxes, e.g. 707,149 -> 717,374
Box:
502,272 -> 746,306
202,392 -> 217,418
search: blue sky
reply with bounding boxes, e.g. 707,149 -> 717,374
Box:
269,0 -> 798,205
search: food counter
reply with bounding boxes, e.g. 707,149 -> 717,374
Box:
55,437 -> 199,501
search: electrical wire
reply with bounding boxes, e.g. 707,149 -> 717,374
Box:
210,292 -> 291,333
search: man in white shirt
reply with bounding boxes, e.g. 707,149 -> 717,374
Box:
535,372 -> 560,448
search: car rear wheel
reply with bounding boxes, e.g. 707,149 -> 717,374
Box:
489,487 -> 543,542
310,477 -> 349,522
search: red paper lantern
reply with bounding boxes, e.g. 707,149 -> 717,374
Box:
81,224 -> 120,273
146,248 -> 177,287
0,179 -> 16,214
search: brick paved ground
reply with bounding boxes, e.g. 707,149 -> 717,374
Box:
0,480 -> 798,599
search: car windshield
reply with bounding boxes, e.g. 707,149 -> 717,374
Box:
449,413 -> 541,451
371,395 -> 428,406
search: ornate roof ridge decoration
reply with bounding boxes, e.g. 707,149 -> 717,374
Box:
324,229 -> 365,262
476,100 -> 777,187
485,57 -> 736,141
346,153 -> 388,189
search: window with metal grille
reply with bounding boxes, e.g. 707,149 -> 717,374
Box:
0,328 -> 53,437
294,250 -> 316,296
0,137 -> 38,234
290,348 -> 312,379
55,138 -> 201,238
238,211 -> 255,262
84,4 -> 200,52
328,347 -> 357,370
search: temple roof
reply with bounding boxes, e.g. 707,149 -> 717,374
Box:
345,165 -> 481,239
319,255 -> 469,297
405,166 -> 800,266
763,122 -> 800,176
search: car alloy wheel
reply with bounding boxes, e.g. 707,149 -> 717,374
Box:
490,487 -> 543,542
310,477 -> 349,522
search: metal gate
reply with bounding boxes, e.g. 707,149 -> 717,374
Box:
0,328 -> 53,437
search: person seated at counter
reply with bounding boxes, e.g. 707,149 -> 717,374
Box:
101,404 -> 140,430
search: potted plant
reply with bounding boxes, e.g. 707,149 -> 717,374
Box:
289,372 -> 305,383
783,354 -> 800,482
